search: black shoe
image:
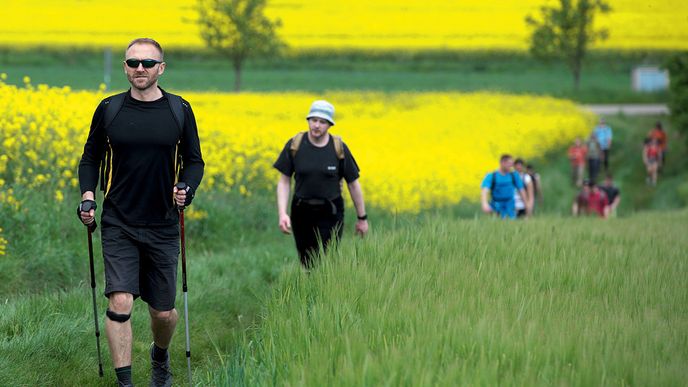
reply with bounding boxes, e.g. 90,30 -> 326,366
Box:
150,343 -> 173,387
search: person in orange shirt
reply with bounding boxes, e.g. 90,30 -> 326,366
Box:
647,121 -> 667,169
567,137 -> 587,187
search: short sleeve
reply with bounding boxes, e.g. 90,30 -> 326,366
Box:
273,140 -> 294,177
480,173 -> 493,189
341,143 -> 360,183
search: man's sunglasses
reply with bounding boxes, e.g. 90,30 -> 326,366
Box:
125,59 -> 162,69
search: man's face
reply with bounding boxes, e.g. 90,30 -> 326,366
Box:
514,162 -> 524,173
124,43 -> 165,91
500,158 -> 513,172
307,117 -> 332,140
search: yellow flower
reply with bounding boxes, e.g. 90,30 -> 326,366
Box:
55,190 -> 64,203
23,76 -> 31,84
0,81 -> 592,213
0,1 -> 686,50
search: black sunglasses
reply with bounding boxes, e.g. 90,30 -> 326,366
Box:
125,59 -> 162,69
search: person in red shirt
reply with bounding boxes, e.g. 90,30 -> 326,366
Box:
647,121 -> 667,169
587,184 -> 609,218
567,137 -> 587,187
572,180 -> 609,218
643,137 -> 661,186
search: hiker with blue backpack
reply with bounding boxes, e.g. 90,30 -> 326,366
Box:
480,154 -> 530,219
273,100 -> 369,269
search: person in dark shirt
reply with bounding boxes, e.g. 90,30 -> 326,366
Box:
77,38 -> 204,387
273,100 -> 369,268
599,174 -> 621,216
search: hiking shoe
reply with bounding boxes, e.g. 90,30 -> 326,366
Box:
150,343 -> 173,387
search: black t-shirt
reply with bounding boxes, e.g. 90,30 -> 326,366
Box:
273,134 -> 360,200
79,91 -> 204,226
600,185 -> 620,203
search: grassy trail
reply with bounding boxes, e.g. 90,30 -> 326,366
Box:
207,211 -> 688,386
0,240 -> 290,386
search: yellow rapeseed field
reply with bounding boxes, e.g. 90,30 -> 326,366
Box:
0,77 -> 593,216
1,0 -> 686,50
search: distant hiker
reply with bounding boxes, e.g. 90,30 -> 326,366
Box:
586,134 -> 603,184
643,137 -> 661,186
647,121 -> 667,169
567,137 -> 587,187
480,154 -> 529,219
513,158 -> 534,218
593,118 -> 613,171
572,180 -> 609,218
273,100 -> 369,269
526,164 -> 543,209
78,38 -> 204,387
600,174 -> 621,217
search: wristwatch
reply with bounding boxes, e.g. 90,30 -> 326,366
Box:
357,214 -> 368,220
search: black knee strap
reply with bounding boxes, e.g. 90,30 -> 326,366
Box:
106,309 -> 131,323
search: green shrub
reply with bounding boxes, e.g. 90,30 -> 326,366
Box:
666,52 -> 688,147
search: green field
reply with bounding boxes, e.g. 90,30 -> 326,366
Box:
1,109 -> 687,385
0,49 -> 673,103
208,211 -> 688,386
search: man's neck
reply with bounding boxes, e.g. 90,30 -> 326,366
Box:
130,85 -> 163,102
308,132 -> 330,148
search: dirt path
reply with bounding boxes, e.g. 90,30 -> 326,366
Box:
582,104 -> 669,116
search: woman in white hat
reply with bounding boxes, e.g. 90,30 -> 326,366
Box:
273,100 -> 369,268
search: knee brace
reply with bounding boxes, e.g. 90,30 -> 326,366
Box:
106,309 -> 131,323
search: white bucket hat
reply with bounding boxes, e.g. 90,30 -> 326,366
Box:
306,100 -> 335,125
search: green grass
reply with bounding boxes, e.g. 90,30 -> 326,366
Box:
1,50 -> 686,384
0,243 -> 289,386
0,48 -> 673,103
207,210 -> 688,386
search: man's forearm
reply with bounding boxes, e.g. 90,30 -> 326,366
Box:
347,180 -> 366,217
276,176 -> 291,216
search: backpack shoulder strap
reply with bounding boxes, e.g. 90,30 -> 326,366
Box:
332,135 -> 345,160
290,132 -> 306,158
166,93 -> 186,133
511,171 -> 518,188
102,92 -> 126,129
490,171 -> 497,191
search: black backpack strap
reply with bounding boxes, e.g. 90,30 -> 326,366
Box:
102,93 -> 126,130
166,93 -> 186,133
99,93 -> 125,192
511,172 -> 518,188
490,171 -> 497,192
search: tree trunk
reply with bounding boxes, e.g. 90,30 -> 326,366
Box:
233,58 -> 242,92
573,63 -> 581,90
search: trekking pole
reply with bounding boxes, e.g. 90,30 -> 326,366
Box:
81,201 -> 104,377
175,182 -> 193,387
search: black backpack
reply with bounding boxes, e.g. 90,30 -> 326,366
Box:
98,91 -> 186,192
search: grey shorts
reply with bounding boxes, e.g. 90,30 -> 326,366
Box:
101,220 -> 180,311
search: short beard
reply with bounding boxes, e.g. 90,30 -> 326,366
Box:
128,73 -> 158,92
